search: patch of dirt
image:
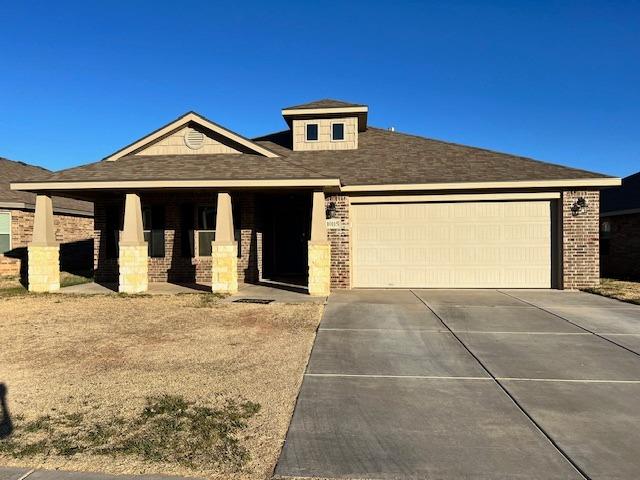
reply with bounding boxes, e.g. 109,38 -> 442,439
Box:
0,294 -> 323,479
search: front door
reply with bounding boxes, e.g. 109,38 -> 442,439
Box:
262,193 -> 311,285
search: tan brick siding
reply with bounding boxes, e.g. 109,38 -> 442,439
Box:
600,212 -> 640,280
326,194 -> 351,289
562,190 -> 600,289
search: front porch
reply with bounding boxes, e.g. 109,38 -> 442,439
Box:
26,189 -> 333,296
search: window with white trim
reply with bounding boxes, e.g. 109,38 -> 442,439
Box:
306,123 -> 319,141
196,206 -> 216,257
331,122 -> 345,141
0,212 -> 10,254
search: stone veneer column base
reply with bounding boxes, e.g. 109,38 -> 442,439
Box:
308,241 -> 331,296
118,243 -> 148,293
212,242 -> 238,294
28,244 -> 60,292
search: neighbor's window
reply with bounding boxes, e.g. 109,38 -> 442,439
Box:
0,212 -> 11,254
142,206 -> 166,258
197,206 -> 216,257
306,123 -> 319,141
332,123 -> 345,141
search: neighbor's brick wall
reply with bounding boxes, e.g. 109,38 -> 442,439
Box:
326,194 -> 351,289
94,192 -> 260,284
0,208 -> 93,278
600,212 -> 640,281
562,190 -> 600,290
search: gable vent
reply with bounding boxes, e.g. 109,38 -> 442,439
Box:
184,129 -> 205,150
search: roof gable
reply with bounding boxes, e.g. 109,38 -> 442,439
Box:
104,111 -> 279,161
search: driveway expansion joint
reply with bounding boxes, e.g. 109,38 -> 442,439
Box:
409,289 -> 591,480
498,289 -> 640,359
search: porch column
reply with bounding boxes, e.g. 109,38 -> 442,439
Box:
118,193 -> 148,293
28,194 -> 60,292
211,192 -> 238,294
308,190 -> 331,296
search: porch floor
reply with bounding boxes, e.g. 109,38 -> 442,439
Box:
58,281 -> 326,303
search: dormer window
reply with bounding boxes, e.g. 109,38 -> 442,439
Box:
306,123 -> 319,141
332,122 -> 345,141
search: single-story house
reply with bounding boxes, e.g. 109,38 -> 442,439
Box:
600,171 -> 640,280
0,157 -> 94,279
11,99 -> 620,294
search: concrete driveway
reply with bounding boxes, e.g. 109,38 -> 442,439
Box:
276,289 -> 640,480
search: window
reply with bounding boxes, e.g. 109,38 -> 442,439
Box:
331,122 -> 345,141
180,203 -> 195,258
194,202 -> 242,258
197,206 -> 216,257
142,206 -> 166,258
306,123 -> 319,141
0,212 -> 11,254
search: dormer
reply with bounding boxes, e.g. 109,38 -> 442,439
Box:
281,99 -> 368,151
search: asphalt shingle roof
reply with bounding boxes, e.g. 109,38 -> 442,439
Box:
13,128 -> 610,186
283,99 -> 367,110
0,158 -> 93,213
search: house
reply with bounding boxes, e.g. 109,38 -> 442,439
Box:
0,158 -> 94,279
600,171 -> 640,280
10,99 -> 620,294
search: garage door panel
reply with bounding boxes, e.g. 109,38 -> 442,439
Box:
352,201 -> 552,288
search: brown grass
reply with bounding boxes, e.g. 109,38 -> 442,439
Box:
0,293 -> 323,479
584,278 -> 640,305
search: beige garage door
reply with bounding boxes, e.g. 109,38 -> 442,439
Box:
352,201 -> 551,288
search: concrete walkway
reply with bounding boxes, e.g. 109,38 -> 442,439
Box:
58,281 -> 325,303
276,289 -> 640,479
0,467 -> 199,480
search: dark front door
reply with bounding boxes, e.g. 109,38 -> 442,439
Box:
262,193 -> 310,285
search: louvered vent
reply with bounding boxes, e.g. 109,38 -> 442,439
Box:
184,129 -> 205,150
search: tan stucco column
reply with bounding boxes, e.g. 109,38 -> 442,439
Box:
28,194 -> 60,292
211,192 -> 238,294
308,190 -> 331,296
118,193 -> 148,293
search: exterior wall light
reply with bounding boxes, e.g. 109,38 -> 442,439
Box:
326,202 -> 337,219
571,196 -> 588,216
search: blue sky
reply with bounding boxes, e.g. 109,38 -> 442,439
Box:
1,0 -> 638,176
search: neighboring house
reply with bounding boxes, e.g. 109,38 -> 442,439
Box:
600,171 -> 640,280
11,99 -> 619,294
0,158 -> 94,278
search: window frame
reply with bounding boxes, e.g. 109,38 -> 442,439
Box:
142,205 -> 166,258
0,211 -> 12,254
305,122 -> 319,142
330,121 -> 346,142
195,205 -> 216,258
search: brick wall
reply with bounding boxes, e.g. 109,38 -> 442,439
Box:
94,192 -> 260,284
326,194 -> 351,289
600,212 -> 640,280
562,190 -> 600,289
0,208 -> 94,278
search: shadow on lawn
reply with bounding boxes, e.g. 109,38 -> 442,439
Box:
0,383 -> 12,439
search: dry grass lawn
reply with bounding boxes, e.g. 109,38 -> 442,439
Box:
584,278 -> 640,305
0,291 -> 323,479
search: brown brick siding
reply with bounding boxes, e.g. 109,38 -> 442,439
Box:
94,192 -> 261,284
0,208 -> 93,278
561,190 -> 600,289
326,194 -> 351,289
600,212 -> 640,280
